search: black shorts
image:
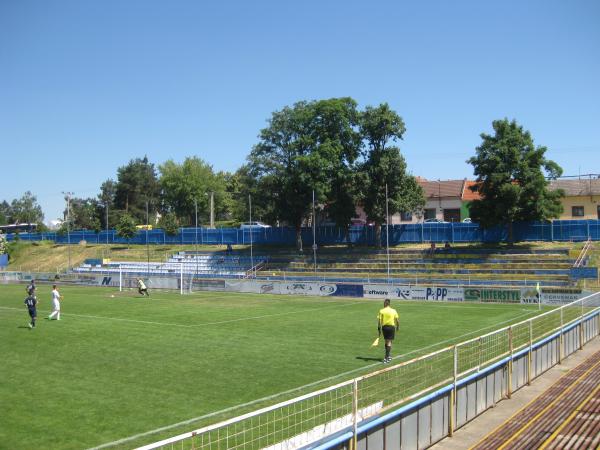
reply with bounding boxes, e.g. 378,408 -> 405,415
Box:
28,308 -> 37,318
382,325 -> 396,340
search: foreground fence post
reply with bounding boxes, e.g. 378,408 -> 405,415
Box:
508,327 -> 513,399
580,300 -> 584,349
351,379 -> 358,450
449,344 -> 457,437
528,319 -> 533,385
559,308 -> 564,364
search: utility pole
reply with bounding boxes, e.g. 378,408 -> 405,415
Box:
195,198 -> 198,277
146,200 -> 150,276
62,191 -> 73,270
249,194 -> 254,277
312,190 -> 317,275
210,191 -> 215,229
105,202 -> 109,245
386,184 -> 390,283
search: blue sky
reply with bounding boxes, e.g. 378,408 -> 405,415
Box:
1,0 -> 599,223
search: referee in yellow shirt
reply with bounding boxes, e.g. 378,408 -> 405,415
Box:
377,298 -> 399,363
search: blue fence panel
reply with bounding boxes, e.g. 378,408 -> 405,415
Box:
5,220 -> 600,245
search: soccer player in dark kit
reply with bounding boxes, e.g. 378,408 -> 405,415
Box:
25,294 -> 38,329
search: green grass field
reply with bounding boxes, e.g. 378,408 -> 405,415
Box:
0,284 -> 552,449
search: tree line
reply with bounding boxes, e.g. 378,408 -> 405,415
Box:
0,98 -> 564,246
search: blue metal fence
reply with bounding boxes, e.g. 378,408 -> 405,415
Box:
5,220 -> 599,246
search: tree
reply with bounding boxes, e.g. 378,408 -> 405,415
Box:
0,200 -> 10,225
159,157 -> 230,226
114,157 -> 160,223
248,98 -> 361,249
10,191 -> 44,225
228,165 -> 278,226
467,119 -> 563,242
358,104 -> 425,247
116,214 -> 137,248
0,232 -> 7,254
159,212 -> 179,236
67,197 -> 102,232
98,179 -> 117,229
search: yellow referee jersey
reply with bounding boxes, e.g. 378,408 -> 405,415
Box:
378,306 -> 398,326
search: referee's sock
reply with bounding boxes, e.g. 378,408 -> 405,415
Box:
385,346 -> 390,359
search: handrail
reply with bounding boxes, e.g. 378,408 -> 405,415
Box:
244,261 -> 265,279
573,238 -> 592,267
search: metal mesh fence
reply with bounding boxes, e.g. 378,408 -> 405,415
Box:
358,347 -> 454,412
7,220 -> 600,246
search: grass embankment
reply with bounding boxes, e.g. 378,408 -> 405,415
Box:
5,241 -> 239,273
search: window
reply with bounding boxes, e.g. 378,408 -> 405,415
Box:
424,208 -> 436,220
572,206 -> 584,217
400,211 -> 412,222
443,209 -> 461,223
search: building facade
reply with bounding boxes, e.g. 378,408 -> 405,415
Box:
549,178 -> 600,220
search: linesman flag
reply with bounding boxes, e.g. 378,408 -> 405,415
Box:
371,337 -> 380,347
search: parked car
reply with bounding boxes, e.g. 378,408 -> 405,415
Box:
240,221 -> 271,229
424,218 -> 448,223
462,218 -> 472,223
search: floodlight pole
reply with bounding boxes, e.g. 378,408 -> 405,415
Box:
146,200 -> 150,277
105,202 -> 109,245
386,184 -> 390,284
312,190 -> 317,275
210,191 -> 215,229
195,199 -> 198,278
62,191 -> 73,270
249,194 -> 254,277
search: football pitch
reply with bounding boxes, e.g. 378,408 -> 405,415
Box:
0,284 -> 551,449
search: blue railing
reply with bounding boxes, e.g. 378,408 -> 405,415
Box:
5,220 -> 599,245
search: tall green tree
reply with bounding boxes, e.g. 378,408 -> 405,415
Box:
0,232 -> 7,254
114,157 -> 160,223
358,104 -> 425,247
248,98 -> 361,249
98,179 -> 118,229
66,198 -> 102,232
159,156 -> 230,226
229,165 -> 278,225
10,191 -> 44,225
116,213 -> 137,248
0,200 -> 10,225
158,212 -> 180,236
467,119 -> 563,242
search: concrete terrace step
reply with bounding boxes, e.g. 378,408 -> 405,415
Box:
281,267 -> 570,278
283,266 -> 571,275
286,261 -> 572,270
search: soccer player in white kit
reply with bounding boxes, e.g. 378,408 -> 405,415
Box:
48,284 -> 62,320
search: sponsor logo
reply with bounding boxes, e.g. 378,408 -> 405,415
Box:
395,288 -> 411,299
260,284 -> 274,293
368,290 -> 389,296
319,285 -> 336,294
286,283 -> 313,292
101,277 -> 112,286
465,288 -> 520,303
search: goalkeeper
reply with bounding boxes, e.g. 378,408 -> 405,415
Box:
137,278 -> 150,297
377,299 -> 399,363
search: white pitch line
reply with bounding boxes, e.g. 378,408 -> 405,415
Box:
0,301 -> 361,329
88,308 -> 537,449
